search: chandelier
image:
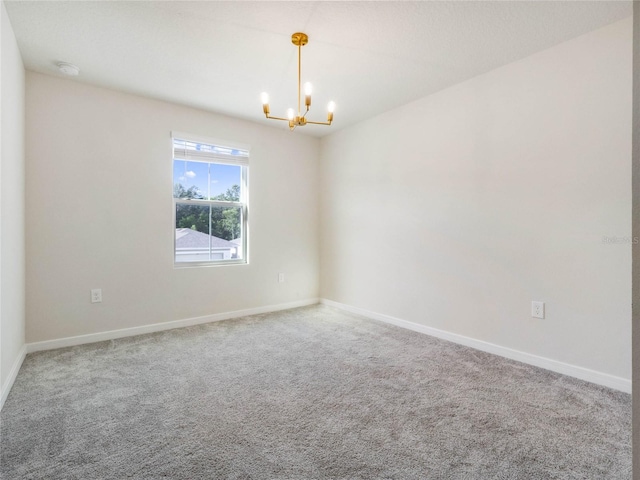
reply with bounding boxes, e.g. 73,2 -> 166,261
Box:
261,32 -> 335,131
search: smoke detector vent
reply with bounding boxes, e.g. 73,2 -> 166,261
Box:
57,62 -> 79,76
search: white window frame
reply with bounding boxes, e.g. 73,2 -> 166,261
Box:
172,132 -> 249,267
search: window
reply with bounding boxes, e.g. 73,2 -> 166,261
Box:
172,133 -> 249,265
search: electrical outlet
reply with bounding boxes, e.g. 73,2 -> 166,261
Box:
278,273 -> 285,283
91,288 -> 102,303
531,301 -> 544,319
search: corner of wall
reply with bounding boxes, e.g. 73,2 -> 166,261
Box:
630,1 -> 639,475
0,0 -> 27,410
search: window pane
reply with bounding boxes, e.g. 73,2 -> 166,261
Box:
175,204 -> 243,263
173,160 -> 242,201
173,160 -> 208,199
209,163 -> 241,200
211,205 -> 244,260
175,203 -> 210,263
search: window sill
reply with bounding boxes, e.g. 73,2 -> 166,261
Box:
173,259 -> 249,269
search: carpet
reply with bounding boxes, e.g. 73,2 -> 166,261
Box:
0,305 -> 631,479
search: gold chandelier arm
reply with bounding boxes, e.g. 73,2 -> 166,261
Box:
265,114 -> 290,122
305,120 -> 333,126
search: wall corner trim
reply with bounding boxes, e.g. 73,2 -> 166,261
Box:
25,298 -> 320,355
0,345 -> 27,411
320,298 -> 631,393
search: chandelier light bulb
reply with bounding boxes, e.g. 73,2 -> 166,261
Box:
287,108 -> 295,120
304,82 -> 313,96
261,92 -> 269,105
328,101 -> 336,113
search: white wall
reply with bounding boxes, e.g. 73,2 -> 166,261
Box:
0,1 -> 26,400
25,73 -> 319,343
320,18 -> 632,380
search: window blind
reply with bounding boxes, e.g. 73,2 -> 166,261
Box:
172,134 -> 249,166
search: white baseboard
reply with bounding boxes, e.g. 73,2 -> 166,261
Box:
26,298 -> 319,354
320,298 -> 631,394
0,345 -> 26,411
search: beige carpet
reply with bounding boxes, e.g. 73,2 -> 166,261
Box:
0,305 -> 631,479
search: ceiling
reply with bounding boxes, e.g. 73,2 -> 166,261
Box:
4,1 -> 632,137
